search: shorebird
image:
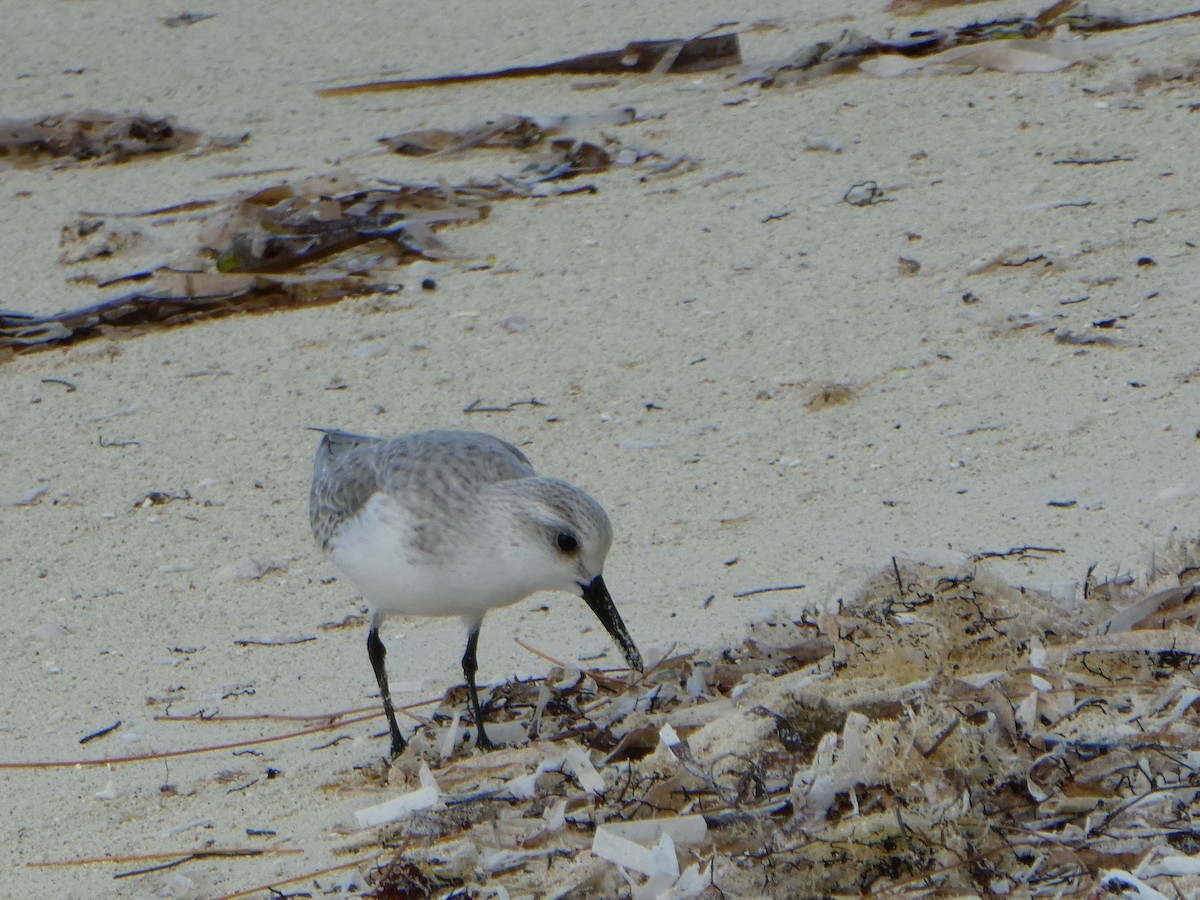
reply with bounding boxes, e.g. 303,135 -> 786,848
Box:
309,428 -> 643,754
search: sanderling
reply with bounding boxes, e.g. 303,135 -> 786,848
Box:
310,428 -> 643,755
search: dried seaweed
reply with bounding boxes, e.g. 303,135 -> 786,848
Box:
764,2 -> 1200,86
380,113 -> 624,162
0,273 -> 387,356
209,174 -> 489,274
318,33 -> 740,96
161,12 -> 216,28
1,130 -> 615,359
332,545 -> 1200,898
0,111 -> 202,167
381,115 -> 551,157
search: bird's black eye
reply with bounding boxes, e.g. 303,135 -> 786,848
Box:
556,531 -> 579,554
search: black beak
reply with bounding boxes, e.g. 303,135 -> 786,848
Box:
580,574 -> 643,673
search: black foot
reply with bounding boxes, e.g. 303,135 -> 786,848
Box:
475,727 -> 496,752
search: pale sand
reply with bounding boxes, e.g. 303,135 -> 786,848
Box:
3,0 -> 1200,895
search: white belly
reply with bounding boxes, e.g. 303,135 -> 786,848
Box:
329,493 -> 527,619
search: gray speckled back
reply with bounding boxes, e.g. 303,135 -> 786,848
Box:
310,429 -> 535,553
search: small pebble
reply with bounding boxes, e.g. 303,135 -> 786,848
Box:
29,621 -> 66,642
805,135 -> 843,153
498,315 -> 528,334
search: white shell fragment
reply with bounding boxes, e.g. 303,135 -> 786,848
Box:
438,712 -> 462,760
541,797 -> 567,833
561,746 -> 605,794
591,815 -> 710,897
600,815 -> 708,849
1100,870 -> 1171,900
592,827 -> 678,878
490,746 -> 602,801
354,763 -> 441,828
212,558 -> 278,583
475,721 -> 528,747
804,135 -> 843,153
615,147 -> 639,166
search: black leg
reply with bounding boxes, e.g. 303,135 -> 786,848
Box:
367,624 -> 405,756
462,621 -> 494,750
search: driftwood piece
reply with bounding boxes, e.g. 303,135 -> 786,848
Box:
318,34 -> 741,96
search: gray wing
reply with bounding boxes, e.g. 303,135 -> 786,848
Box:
309,429 -> 535,552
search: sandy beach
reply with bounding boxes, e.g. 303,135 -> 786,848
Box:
4,1 -> 1200,896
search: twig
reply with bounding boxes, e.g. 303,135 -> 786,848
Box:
916,718 -> 959,758
154,699 -> 438,724
79,720 -> 121,745
1052,155 -> 1133,165
578,647 -> 681,719
157,706 -> 366,723
971,545 -> 1065,561
463,398 -> 514,413
233,636 -> 316,647
115,858 -> 190,879
30,847 -> 303,868
0,712 -> 382,768
1093,780 -> 1200,834
312,735 -> 352,750
514,637 -> 652,691
513,643 -> 681,729
462,397 -> 548,414
732,583 -> 806,599
944,424 -> 1004,437
515,638 -> 565,669
212,855 -> 376,900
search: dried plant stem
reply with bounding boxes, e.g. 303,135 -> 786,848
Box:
0,712 -> 382,769
30,847 -> 303,868
212,855 -> 378,900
